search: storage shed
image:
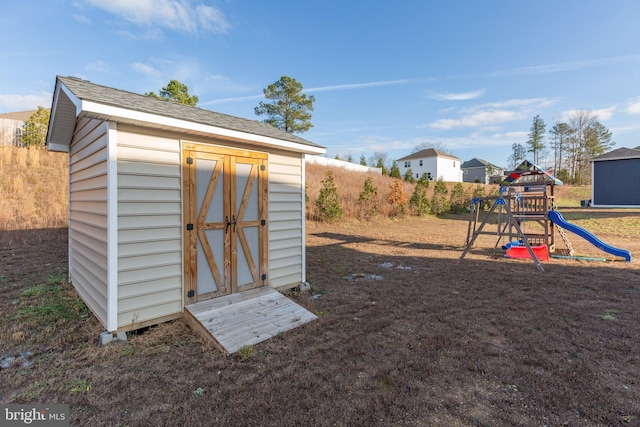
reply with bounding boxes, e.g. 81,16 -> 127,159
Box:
46,76 -> 325,349
591,147 -> 640,207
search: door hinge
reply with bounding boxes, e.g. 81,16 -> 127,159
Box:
260,164 -> 265,171
186,223 -> 194,231
261,274 -> 267,281
261,219 -> 266,226
186,157 -> 193,165
187,290 -> 195,298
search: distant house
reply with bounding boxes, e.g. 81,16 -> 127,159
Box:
396,148 -> 462,182
0,110 -> 37,146
591,146 -> 640,207
461,158 -> 505,184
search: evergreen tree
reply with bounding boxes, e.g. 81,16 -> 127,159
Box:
146,80 -> 199,106
430,178 -> 450,215
21,106 -> 50,147
314,171 -> 343,222
359,155 -> 367,166
346,154 -> 353,163
404,168 -> 416,183
255,76 -> 315,134
356,177 -> 379,220
526,115 -> 546,163
389,162 -> 401,179
409,176 -> 431,216
449,182 -> 468,214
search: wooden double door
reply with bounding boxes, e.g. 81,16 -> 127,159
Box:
183,143 -> 268,303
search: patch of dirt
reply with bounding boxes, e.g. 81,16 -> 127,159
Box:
1,214 -> 639,426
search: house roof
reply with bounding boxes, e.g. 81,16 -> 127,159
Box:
396,148 -> 460,162
592,147 -> 640,161
0,110 -> 40,121
460,157 -> 502,170
503,160 -> 563,186
46,76 -> 325,155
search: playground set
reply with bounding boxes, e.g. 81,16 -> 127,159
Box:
460,160 -> 632,271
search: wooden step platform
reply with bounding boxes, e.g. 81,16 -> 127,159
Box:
184,286 -> 317,354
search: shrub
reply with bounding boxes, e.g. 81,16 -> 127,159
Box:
430,178 -> 450,215
356,177 -> 379,221
389,162 -> 401,179
387,179 -> 408,218
449,182 -> 469,214
404,168 -> 415,183
409,178 -> 431,216
314,171 -> 343,222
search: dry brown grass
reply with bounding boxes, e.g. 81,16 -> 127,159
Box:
0,146 -> 68,231
305,163 -> 500,220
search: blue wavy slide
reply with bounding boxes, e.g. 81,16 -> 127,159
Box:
548,211 -> 632,262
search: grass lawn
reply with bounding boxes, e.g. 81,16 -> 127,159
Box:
1,211 -> 639,426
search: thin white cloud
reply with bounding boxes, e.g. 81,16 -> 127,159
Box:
306,79 -> 413,93
626,97 -> 640,115
592,106 -> 616,121
85,0 -> 231,34
201,94 -> 265,106
130,62 -> 162,78
72,14 -> 91,25
430,110 -> 523,130
0,92 -> 52,112
491,54 -> 640,77
428,97 -> 555,130
85,60 -> 111,73
431,89 -> 485,101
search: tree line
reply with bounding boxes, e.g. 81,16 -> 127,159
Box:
508,111 -> 614,184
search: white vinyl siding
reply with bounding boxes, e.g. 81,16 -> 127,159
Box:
68,118 -> 109,326
116,130 -> 183,328
268,152 -> 304,289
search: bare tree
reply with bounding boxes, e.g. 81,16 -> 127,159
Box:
411,141 -> 447,153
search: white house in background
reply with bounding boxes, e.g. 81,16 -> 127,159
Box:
461,158 -> 505,184
396,148 -> 462,182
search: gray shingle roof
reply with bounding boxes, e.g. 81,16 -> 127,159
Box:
396,148 -> 459,162
461,158 -> 503,170
592,147 -> 640,161
58,76 -> 321,149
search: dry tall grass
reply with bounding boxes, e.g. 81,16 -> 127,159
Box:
0,146 -> 68,230
305,163 -> 496,220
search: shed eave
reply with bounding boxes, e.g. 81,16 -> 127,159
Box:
78,101 -> 325,155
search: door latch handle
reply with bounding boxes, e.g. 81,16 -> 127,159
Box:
225,216 -> 231,234
231,215 -> 237,232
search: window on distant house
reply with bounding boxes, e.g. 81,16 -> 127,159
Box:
427,172 -> 432,180
404,161 -> 411,168
453,161 -> 456,167
419,160 -> 423,166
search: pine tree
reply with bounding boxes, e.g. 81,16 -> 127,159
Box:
314,171 -> 343,222
430,178 -> 450,215
389,162 -> 401,179
409,177 -> 431,216
356,177 -> 379,220
21,106 -> 50,147
449,182 -> 468,214
404,168 -> 416,183
146,80 -> 199,106
359,155 -> 367,166
255,76 -> 315,134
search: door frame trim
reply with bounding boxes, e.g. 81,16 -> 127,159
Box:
182,142 -> 268,305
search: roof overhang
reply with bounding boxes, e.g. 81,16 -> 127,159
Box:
46,80 -> 325,155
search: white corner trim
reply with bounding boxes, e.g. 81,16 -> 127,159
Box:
301,153 -> 307,284
106,121 -> 119,332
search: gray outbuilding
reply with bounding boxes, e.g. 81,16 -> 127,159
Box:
591,147 -> 640,207
46,76 -> 325,340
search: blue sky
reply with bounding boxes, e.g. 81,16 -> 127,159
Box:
2,0 -> 640,168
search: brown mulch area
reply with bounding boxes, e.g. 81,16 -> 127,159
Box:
1,214 -> 639,426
